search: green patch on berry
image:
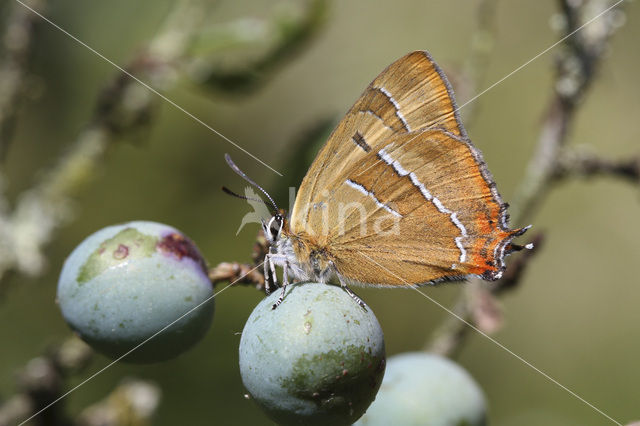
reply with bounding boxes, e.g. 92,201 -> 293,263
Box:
282,344 -> 385,411
77,228 -> 157,284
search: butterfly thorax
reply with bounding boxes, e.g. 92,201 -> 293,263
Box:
274,225 -> 336,284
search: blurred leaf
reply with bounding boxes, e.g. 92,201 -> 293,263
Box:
189,0 -> 329,95
187,18 -> 269,56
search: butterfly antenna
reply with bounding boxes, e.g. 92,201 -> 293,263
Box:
222,186 -> 271,206
224,154 -> 279,212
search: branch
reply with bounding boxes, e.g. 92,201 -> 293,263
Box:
553,148 -> 640,185
0,0 -> 45,162
509,0 -> 624,224
426,0 -> 625,357
209,230 -> 268,290
458,0 -> 499,126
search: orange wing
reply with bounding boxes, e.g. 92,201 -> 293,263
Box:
291,50 -> 466,229
328,129 -> 526,286
289,51 -> 527,286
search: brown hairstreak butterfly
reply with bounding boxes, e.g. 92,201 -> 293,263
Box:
225,50 -> 530,309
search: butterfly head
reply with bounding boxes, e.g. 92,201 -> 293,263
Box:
223,153 -> 287,246
262,212 -> 285,244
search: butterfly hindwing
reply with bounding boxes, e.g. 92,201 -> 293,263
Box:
328,129 -> 526,285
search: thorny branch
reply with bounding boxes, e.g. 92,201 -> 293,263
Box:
427,0 -> 632,357
191,0 -> 328,94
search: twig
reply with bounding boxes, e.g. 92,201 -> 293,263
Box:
209,230 -> 269,290
427,0 -> 625,357
509,0 -> 624,224
459,0 -> 499,125
553,148 -> 640,184
0,0 -> 45,162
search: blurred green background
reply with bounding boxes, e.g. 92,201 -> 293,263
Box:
1,0 -> 639,425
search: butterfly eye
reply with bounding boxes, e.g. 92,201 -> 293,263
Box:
266,215 -> 283,242
271,215 -> 283,237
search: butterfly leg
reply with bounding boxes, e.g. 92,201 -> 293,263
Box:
263,255 -> 272,295
263,253 -> 280,295
338,276 -> 368,310
272,260 -> 290,310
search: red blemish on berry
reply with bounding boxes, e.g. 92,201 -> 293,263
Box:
113,244 -> 129,260
157,233 -> 206,271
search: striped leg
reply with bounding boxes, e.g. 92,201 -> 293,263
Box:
263,255 -> 272,295
272,260 -> 290,310
263,253 -> 280,296
338,276 -> 368,310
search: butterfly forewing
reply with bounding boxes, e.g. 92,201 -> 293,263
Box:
291,51 -> 465,228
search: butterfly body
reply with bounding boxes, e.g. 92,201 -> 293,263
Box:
279,229 -> 335,282
239,50 -> 529,308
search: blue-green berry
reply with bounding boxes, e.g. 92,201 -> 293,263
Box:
57,221 -> 214,363
239,282 -> 385,426
354,352 -> 487,426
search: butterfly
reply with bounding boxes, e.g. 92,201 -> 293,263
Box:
225,50 -> 530,309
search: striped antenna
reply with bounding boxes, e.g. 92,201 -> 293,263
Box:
224,154 -> 279,213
